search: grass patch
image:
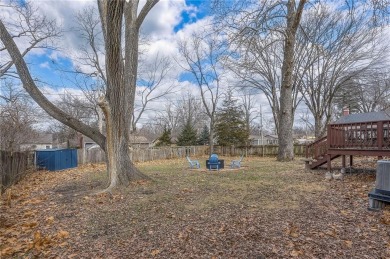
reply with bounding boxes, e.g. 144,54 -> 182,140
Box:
85,157 -> 313,228
4,156 -> 386,258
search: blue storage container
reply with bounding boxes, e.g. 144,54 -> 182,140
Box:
36,149 -> 78,171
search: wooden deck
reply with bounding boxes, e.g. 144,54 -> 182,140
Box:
306,118 -> 390,170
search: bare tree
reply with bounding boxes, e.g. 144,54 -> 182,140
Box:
177,30 -> 226,154
0,80 -> 37,151
133,54 -> 176,132
226,38 -> 282,135
215,0 -> 306,160
335,70 -> 390,114
150,93 -> 206,141
355,72 -> 390,113
0,0 -> 159,191
238,88 -> 258,137
0,0 -> 60,78
48,91 -> 99,144
74,7 -> 175,134
176,92 -> 206,131
298,3 -> 388,137
75,6 -> 107,85
268,0 -> 306,161
153,102 -> 181,138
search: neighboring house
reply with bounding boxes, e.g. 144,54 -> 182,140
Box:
130,135 -> 152,148
83,134 -> 152,150
294,137 -> 315,145
20,133 -> 53,151
249,134 -> 279,146
151,137 -> 178,147
249,135 -> 263,146
82,136 -> 97,150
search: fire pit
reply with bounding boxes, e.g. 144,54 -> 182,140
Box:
206,154 -> 224,170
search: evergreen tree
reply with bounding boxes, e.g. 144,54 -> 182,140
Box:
197,125 -> 210,145
156,127 -> 172,146
177,120 -> 197,146
215,91 -> 249,146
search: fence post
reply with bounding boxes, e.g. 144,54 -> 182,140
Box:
0,150 -> 31,194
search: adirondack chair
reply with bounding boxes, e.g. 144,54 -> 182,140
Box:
208,154 -> 220,171
186,156 -> 200,169
230,154 -> 244,168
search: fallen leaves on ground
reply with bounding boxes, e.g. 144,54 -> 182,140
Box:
1,157 -> 390,258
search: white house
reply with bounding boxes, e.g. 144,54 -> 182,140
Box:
249,134 -> 279,146
20,133 -> 53,151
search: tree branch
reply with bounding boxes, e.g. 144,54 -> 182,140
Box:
0,19 -> 106,150
136,0 -> 159,30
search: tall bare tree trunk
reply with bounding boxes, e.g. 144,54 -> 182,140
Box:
314,114 -> 323,138
277,0 -> 306,161
209,119 -> 214,154
100,1 -> 150,190
97,107 -> 104,133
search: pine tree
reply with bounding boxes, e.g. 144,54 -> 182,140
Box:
215,91 -> 249,146
197,125 -> 210,145
156,127 -> 172,146
177,120 -> 197,146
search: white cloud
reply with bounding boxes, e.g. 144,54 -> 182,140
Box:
141,0 -> 187,37
2,0 -> 272,129
39,61 -> 50,69
39,85 -> 89,103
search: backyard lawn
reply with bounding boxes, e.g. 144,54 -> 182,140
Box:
1,157 -> 389,258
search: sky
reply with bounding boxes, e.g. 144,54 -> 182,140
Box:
0,0 -> 310,133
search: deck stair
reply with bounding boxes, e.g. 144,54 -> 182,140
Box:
305,112 -> 390,171
306,136 -> 339,169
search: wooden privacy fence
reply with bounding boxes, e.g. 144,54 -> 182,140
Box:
78,145 -> 306,164
78,146 -> 209,164
131,146 -> 209,162
213,145 -> 306,157
0,150 -> 34,193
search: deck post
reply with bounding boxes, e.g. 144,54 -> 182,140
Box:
327,125 -> 332,172
327,124 -> 332,150
378,121 -> 384,150
342,155 -> 346,168
350,155 -> 353,167
305,144 -> 308,158
327,154 -> 331,171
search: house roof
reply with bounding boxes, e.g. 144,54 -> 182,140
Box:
332,111 -> 390,125
130,135 -> 150,144
22,133 -> 53,145
249,134 -> 278,139
83,135 -> 150,144
83,136 -> 95,144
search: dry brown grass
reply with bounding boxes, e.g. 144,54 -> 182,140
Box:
1,156 -> 389,258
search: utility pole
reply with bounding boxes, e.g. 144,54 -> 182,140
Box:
259,104 -> 264,157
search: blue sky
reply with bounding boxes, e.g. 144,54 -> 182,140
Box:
174,0 -> 208,32
20,0 -> 210,90
15,0 -> 210,91
26,52 -> 75,89
0,0 -> 309,131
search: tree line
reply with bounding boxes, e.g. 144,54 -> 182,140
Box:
1,0 -> 389,190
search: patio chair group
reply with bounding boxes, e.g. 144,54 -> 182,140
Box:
186,154 -> 244,170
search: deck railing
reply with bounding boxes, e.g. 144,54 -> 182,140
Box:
328,120 -> 390,150
306,136 -> 327,159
